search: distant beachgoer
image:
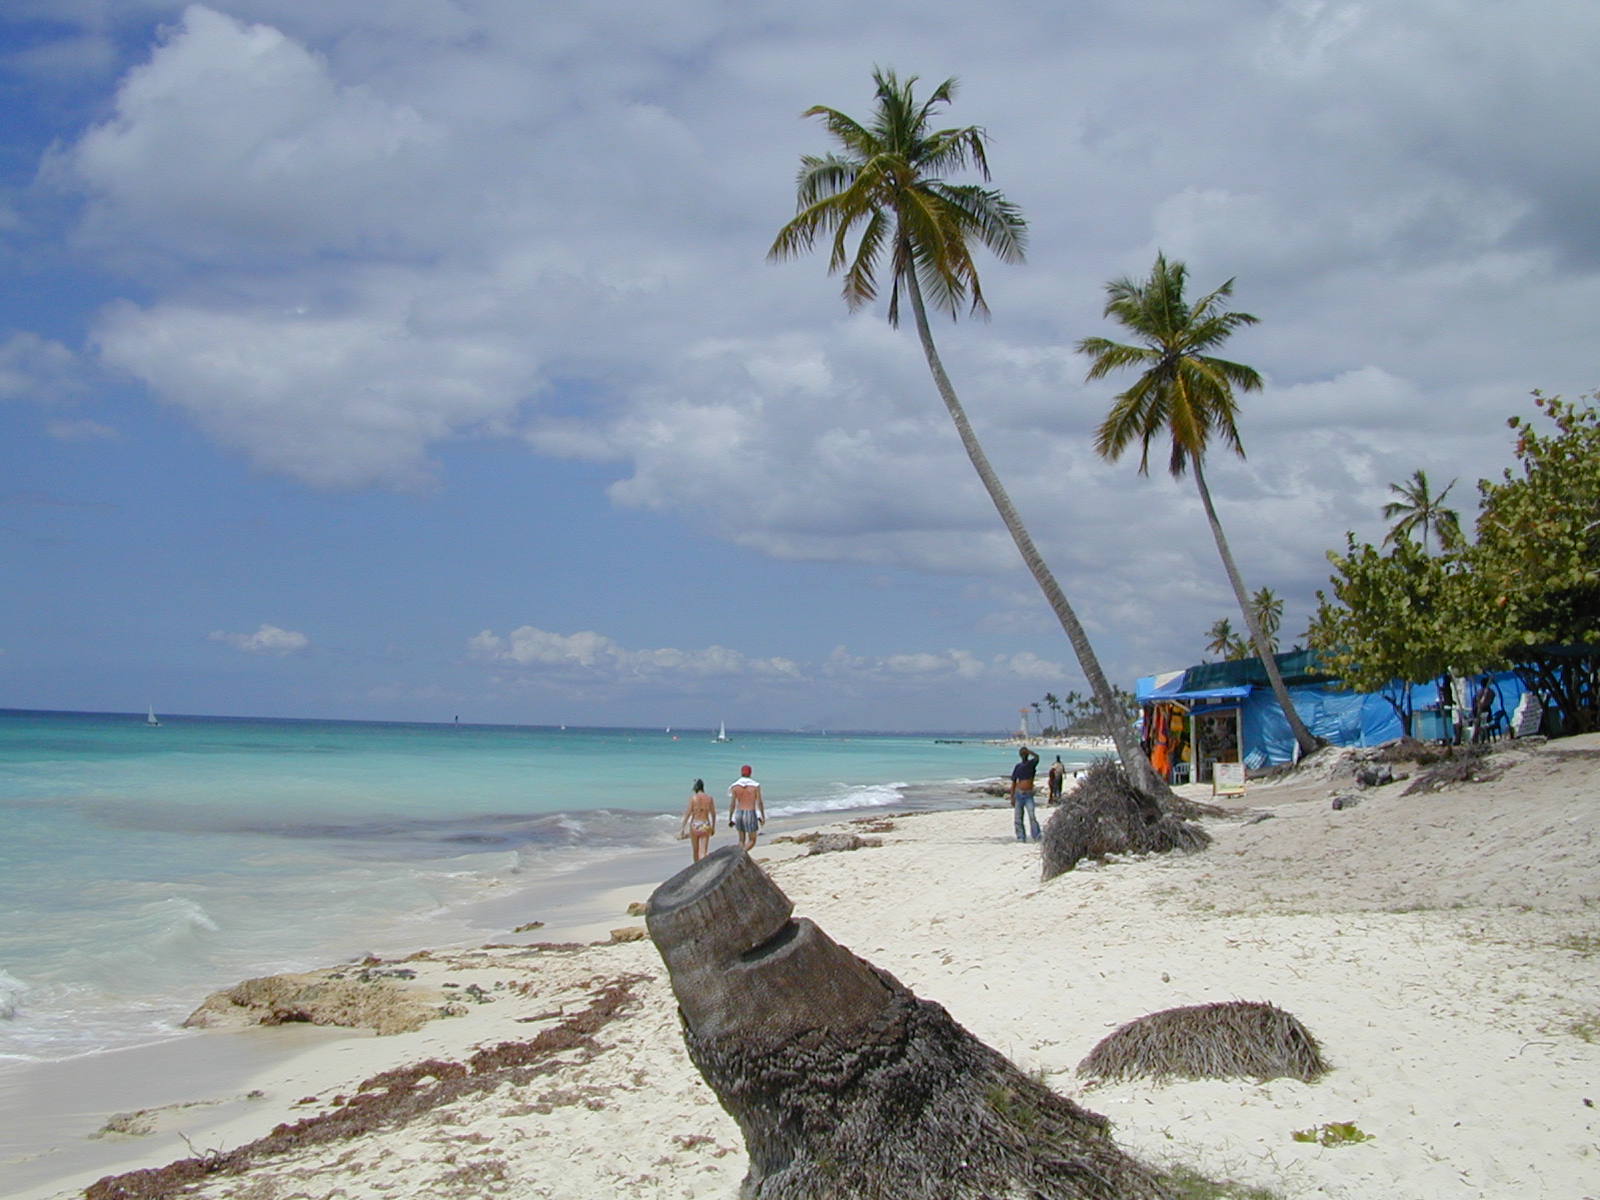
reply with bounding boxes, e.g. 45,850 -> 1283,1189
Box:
1471,677 -> 1497,744
1010,746 -> 1042,842
680,778 -> 717,862
727,765 -> 765,851
1047,756 -> 1065,805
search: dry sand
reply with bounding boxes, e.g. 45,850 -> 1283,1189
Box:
9,734 -> 1600,1200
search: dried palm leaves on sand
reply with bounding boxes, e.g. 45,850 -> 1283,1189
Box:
1041,760 -> 1212,881
1078,1000 -> 1328,1084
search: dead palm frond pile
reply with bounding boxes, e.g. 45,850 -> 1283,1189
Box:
1040,759 -> 1212,881
1077,1000 -> 1329,1084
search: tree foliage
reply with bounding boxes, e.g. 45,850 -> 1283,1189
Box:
1204,618 -> 1246,662
1466,391 -> 1600,731
1312,390 -> 1600,733
1032,687 -> 1138,736
771,69 -> 1167,796
1307,535 -> 1469,724
1382,469 -> 1463,553
1079,254 -> 1320,756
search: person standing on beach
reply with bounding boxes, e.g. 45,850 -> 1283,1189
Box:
680,779 -> 717,862
1047,756 -> 1065,805
1010,746 -> 1042,842
727,765 -> 765,851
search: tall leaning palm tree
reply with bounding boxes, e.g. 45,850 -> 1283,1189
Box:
1382,469 -> 1462,553
769,68 -> 1166,798
1078,253 -> 1319,758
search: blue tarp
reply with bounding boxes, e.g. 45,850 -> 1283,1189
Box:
1135,675 -> 1250,703
1139,662 -> 1527,768
1240,685 -> 1402,768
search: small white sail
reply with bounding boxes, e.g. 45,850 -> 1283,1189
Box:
145,704 -> 161,727
712,720 -> 730,742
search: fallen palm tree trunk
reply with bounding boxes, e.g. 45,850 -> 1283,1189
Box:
646,845 -> 1171,1199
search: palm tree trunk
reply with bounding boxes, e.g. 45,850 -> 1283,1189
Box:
1192,457 -> 1320,757
901,268 -> 1167,798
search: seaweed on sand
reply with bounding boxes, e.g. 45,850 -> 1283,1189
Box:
85,974 -> 647,1200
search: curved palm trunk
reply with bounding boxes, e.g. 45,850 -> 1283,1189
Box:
1192,457 -> 1319,757
902,270 -> 1167,799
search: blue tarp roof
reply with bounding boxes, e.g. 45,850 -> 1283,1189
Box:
1136,672 -> 1251,703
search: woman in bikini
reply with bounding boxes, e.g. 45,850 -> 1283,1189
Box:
680,778 -> 717,862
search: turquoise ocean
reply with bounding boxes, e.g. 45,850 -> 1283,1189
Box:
0,709 -> 1102,1067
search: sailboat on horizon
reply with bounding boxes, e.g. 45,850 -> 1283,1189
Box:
145,703 -> 161,728
712,720 -> 730,743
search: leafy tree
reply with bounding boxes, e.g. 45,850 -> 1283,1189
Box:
1382,469 -> 1464,553
770,68 -> 1166,795
1312,390 -> 1600,734
1465,391 -> 1600,731
1078,253 -> 1319,756
1307,535 -> 1472,728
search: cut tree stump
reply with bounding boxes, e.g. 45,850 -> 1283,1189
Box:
646,845 -> 1171,1199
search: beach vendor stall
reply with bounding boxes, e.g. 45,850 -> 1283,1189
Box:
1138,669 -> 1248,784
1137,651 -> 1528,775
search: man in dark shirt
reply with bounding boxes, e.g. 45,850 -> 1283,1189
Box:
1010,746 -> 1042,842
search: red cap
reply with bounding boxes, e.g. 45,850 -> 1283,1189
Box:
740,765 -> 752,776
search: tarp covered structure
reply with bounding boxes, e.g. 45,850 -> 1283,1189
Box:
1136,652 -> 1526,775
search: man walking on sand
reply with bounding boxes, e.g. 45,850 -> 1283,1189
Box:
728,764 -> 766,851
1010,746 -> 1042,843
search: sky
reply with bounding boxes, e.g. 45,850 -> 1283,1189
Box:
2,1 -> 1597,733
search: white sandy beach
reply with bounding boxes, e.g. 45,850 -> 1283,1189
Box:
9,734 -> 1600,1200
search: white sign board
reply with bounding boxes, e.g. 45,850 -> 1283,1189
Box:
1512,694 -> 1542,738
1212,761 -> 1246,797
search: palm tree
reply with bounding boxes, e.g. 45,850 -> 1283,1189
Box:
1382,469 -> 1463,553
770,68 -> 1166,796
1250,586 -> 1283,655
1078,252 -> 1319,758
1043,691 -> 1062,734
1205,617 -> 1244,661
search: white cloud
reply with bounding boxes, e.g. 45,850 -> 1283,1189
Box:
95,282 -> 539,489
21,0 -> 1600,702
470,626 -> 799,681
0,332 -> 89,404
209,623 -> 310,654
470,625 -> 1070,693
58,5 -> 449,264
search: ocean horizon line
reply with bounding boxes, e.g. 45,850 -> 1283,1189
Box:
0,706 -> 1014,740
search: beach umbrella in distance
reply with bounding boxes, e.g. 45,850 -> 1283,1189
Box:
646,845 -> 1171,1198
769,67 -> 1169,801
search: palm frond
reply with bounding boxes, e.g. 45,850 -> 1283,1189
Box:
774,67 -> 1022,328
1082,252 -> 1261,477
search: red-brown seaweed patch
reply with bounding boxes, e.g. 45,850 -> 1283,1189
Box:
85,975 -> 647,1200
